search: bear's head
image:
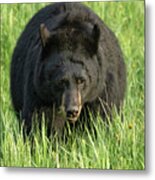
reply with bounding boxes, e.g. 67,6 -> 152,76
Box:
34,23 -> 100,123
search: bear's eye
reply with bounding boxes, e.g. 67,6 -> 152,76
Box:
76,78 -> 85,85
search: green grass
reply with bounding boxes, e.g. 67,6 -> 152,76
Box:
0,1 -> 144,169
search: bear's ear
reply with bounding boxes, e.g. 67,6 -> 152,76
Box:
92,24 -> 100,52
40,23 -> 51,47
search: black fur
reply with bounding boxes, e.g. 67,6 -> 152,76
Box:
10,2 -> 126,134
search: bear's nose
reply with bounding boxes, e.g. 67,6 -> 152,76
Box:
66,109 -> 79,118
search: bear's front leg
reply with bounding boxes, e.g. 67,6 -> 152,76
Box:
22,99 -> 34,135
22,81 -> 39,135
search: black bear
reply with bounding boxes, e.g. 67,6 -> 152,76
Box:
10,2 -> 126,134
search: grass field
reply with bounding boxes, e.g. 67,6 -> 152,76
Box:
0,1 -> 144,169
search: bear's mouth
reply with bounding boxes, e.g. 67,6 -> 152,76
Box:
67,117 -> 78,124
66,105 -> 82,124
56,109 -> 79,124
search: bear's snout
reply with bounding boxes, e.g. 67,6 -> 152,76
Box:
66,107 -> 79,118
66,106 -> 80,122
63,88 -> 82,123
65,103 -> 82,123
